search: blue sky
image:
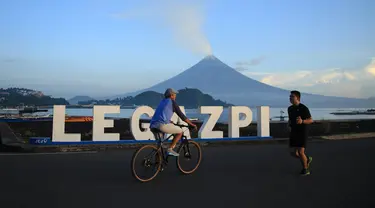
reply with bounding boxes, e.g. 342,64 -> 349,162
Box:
1,0 -> 375,99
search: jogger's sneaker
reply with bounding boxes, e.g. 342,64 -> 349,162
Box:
307,156 -> 313,168
300,168 -> 310,176
167,148 -> 179,157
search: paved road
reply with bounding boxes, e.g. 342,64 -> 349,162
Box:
1,138 -> 374,208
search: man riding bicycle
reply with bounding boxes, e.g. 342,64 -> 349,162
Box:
149,88 -> 198,156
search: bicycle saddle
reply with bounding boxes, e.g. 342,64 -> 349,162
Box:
150,128 -> 165,141
150,128 -> 163,133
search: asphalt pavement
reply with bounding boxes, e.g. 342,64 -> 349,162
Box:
1,138 -> 374,208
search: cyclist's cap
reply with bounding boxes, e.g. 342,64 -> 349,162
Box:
164,88 -> 178,97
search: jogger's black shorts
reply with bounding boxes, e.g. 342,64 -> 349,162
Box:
289,132 -> 307,148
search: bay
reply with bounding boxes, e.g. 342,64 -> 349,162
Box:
43,107 -> 375,123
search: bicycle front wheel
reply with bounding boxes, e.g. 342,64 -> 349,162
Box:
131,144 -> 162,182
176,140 -> 202,174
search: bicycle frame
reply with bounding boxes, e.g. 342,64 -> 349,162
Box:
131,122 -> 201,182
152,124 -> 192,168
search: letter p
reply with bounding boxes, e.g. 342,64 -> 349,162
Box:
228,106 -> 253,138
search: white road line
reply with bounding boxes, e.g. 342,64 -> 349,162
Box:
0,151 -> 98,156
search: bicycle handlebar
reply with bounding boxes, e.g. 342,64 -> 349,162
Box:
171,122 -> 192,129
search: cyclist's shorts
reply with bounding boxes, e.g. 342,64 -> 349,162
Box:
159,123 -> 183,134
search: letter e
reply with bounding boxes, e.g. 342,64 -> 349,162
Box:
92,105 -> 120,141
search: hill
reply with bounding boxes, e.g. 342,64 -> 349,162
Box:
68,96 -> 94,105
0,88 -> 69,107
79,88 -> 232,108
103,55 -> 374,108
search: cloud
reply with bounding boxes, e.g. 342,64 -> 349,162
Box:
236,56 -> 266,67
242,58 -> 375,98
243,71 -> 273,76
235,56 -> 266,71
313,68 -> 357,84
235,66 -> 248,72
260,70 -> 313,86
259,68 -> 363,87
365,58 -> 375,76
112,0 -> 212,56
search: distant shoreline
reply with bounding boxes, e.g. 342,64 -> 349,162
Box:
39,105 -> 138,109
40,105 -> 375,110
34,106 -> 375,122
2,117 -> 375,144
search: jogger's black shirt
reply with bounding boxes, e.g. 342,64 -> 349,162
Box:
288,103 -> 311,147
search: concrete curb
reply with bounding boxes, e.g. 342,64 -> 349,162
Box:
318,132 -> 375,140
26,138 -> 321,153
2,133 -> 374,153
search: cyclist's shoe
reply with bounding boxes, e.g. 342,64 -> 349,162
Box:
307,156 -> 313,168
300,168 -> 310,176
167,148 -> 179,157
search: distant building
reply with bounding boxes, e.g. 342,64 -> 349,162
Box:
0,92 -> 10,96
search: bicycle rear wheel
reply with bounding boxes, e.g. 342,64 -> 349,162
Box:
131,144 -> 162,182
176,140 -> 202,174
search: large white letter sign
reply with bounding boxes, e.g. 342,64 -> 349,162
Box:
257,106 -> 270,137
92,105 -> 121,141
170,106 -> 191,139
130,106 -> 155,141
228,106 -> 253,138
52,105 -> 81,142
198,106 -> 223,139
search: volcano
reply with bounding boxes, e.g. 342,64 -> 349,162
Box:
107,55 -> 373,107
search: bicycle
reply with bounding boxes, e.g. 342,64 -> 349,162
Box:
130,122 -> 202,182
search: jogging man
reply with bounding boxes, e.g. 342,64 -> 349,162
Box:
150,88 -> 197,156
287,90 -> 313,175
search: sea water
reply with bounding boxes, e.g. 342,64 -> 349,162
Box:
43,107 -> 375,123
